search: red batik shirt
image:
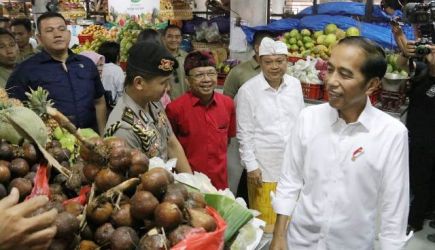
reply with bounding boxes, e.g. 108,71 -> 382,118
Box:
166,92 -> 236,189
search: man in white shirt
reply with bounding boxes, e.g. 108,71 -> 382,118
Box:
270,37 -> 411,250
98,41 -> 125,111
236,37 -> 304,233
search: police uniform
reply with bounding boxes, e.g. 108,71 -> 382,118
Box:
105,94 -> 173,160
104,41 -> 178,160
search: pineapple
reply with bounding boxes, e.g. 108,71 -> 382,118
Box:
0,88 -> 23,107
0,87 -> 8,105
7,98 -> 23,107
25,87 -> 59,137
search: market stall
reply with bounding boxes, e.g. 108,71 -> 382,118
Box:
238,1 -> 411,115
0,85 -> 260,249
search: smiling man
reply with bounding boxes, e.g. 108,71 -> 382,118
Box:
162,25 -> 188,100
165,51 -> 236,189
270,37 -> 411,250
236,37 -> 304,233
6,12 -> 107,135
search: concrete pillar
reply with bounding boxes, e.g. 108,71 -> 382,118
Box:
230,0 -> 268,61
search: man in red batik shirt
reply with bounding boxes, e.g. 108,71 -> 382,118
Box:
166,51 -> 236,189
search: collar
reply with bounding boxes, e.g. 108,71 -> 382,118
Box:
21,44 -> 34,53
122,92 -> 147,117
328,97 -> 375,130
259,73 -> 289,91
123,91 -> 161,121
174,49 -> 187,58
37,49 -> 79,63
189,91 -> 217,107
248,57 -> 260,70
0,65 -> 13,72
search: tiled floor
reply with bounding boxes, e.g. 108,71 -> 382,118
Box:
404,221 -> 435,250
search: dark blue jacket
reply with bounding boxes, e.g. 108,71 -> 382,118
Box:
6,50 -> 105,130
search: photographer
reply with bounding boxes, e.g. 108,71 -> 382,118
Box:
392,21 -> 435,242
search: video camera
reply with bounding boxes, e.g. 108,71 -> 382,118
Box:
402,1 -> 435,57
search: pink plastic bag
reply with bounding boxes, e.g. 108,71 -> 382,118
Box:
171,206 -> 227,250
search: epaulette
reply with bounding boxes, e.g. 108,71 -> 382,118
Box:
121,107 -> 136,125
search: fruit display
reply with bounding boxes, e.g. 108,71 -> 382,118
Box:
82,166 -> 223,249
73,36 -> 109,54
281,24 -> 361,59
58,0 -> 86,19
0,86 -> 232,249
386,53 -> 409,77
118,21 -> 142,62
80,25 -> 108,39
287,58 -> 325,84
216,59 -> 240,74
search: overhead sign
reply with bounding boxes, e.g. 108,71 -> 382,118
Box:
108,0 -> 159,25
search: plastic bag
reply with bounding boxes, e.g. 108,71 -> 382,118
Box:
171,206 -> 226,250
206,22 -> 221,43
230,218 -> 265,250
195,21 -> 209,42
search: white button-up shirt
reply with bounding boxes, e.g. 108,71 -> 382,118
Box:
272,101 -> 411,250
236,72 -> 304,182
102,63 -> 125,103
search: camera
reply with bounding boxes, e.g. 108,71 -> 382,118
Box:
402,1 -> 435,57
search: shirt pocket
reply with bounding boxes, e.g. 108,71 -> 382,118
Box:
343,145 -> 382,190
75,70 -> 96,100
33,74 -> 69,101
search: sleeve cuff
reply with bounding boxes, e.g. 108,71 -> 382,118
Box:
245,161 -> 259,172
378,231 -> 413,250
272,196 -> 297,216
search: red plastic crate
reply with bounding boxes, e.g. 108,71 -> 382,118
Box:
78,34 -> 93,45
323,86 -> 329,101
119,61 -> 127,72
301,83 -> 323,100
217,73 -> 227,86
288,56 -> 304,64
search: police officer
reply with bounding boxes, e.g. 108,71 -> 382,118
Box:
105,41 -> 192,173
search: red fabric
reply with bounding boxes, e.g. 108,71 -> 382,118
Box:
166,92 -> 236,189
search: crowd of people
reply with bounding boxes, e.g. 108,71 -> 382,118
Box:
0,9 -> 434,249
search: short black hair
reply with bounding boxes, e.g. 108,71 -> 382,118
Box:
97,41 -> 120,64
37,12 -> 66,33
137,28 -> 161,44
337,36 -> 387,82
124,69 -> 160,87
11,18 -> 32,32
163,24 -> 181,36
0,28 -> 16,41
253,31 -> 274,46
381,0 -> 402,10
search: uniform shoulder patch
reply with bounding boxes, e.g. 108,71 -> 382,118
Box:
122,107 -> 135,125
